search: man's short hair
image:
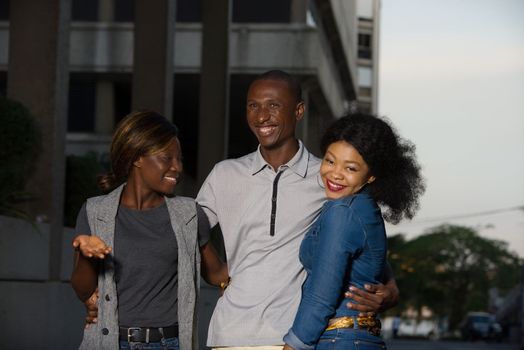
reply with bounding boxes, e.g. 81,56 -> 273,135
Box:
252,70 -> 303,103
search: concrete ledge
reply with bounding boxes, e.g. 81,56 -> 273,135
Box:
0,281 -> 85,349
0,215 -> 76,281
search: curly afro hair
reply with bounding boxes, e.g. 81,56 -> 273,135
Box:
320,113 -> 425,224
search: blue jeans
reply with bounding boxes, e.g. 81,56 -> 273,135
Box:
316,328 -> 386,350
119,337 -> 179,350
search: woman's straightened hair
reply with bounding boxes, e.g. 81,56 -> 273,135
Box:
98,110 -> 179,193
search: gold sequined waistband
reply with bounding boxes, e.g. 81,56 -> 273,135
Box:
326,315 -> 381,336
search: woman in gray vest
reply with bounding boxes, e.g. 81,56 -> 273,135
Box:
71,110 -> 228,350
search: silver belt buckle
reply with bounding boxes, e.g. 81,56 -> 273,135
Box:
127,327 -> 142,342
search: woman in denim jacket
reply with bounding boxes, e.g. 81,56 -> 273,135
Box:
284,114 -> 424,350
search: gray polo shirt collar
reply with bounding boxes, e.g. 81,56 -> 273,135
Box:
250,140 -> 309,177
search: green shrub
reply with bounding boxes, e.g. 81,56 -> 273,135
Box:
64,151 -> 109,227
0,96 -> 40,219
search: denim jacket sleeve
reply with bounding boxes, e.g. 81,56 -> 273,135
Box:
284,202 -> 366,350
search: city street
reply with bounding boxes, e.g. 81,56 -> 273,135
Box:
387,339 -> 520,350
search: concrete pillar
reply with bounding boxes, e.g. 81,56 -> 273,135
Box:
95,81 -> 115,135
7,0 -> 71,281
371,0 -> 381,114
98,0 -> 114,22
290,0 -> 308,23
197,0 -> 231,185
95,1 -> 115,135
132,0 -> 176,118
297,85 -> 310,146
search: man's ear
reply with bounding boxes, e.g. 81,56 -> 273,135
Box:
133,157 -> 143,168
295,101 -> 305,121
368,176 -> 376,184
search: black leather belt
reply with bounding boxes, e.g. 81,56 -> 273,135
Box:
119,325 -> 178,343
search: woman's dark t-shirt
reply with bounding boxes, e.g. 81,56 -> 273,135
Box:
75,201 -> 210,327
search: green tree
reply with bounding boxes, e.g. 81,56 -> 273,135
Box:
64,152 -> 109,227
0,96 -> 40,219
388,224 -> 522,329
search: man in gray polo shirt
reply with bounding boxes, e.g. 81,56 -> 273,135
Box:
197,70 -> 398,348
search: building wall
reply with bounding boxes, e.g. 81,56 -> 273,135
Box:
0,215 -> 221,349
331,0 -> 358,94
0,19 -> 353,163
356,0 -> 380,114
0,3 -> 359,135
0,0 -> 376,348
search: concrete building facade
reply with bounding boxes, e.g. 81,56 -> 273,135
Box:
356,0 -> 380,114
0,0 -> 380,348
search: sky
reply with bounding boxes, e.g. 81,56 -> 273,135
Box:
378,0 -> 524,257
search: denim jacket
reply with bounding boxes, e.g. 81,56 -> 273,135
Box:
284,191 -> 387,350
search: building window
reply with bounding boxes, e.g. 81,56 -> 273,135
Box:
358,67 -> 372,88
68,74 -> 132,133
113,79 -> 132,125
68,78 -> 96,132
357,101 -> 371,114
0,0 -> 8,20
114,0 -> 134,22
228,74 -> 258,158
358,87 -> 371,98
358,33 -> 372,59
177,0 -> 202,22
172,74 -> 200,179
233,0 -> 291,23
0,72 -> 6,96
72,0 -> 99,21
151,0 -> 295,23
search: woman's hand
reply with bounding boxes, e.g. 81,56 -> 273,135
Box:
84,288 -> 99,328
73,235 -> 112,259
345,281 -> 399,315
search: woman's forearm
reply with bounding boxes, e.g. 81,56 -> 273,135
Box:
200,242 -> 229,287
71,251 -> 99,302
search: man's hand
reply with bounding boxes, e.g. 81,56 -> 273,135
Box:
84,288 -> 99,328
345,282 -> 399,315
73,235 -> 112,259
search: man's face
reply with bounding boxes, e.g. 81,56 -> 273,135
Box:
246,79 -> 304,150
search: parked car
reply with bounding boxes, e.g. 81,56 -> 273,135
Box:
397,318 -> 440,340
460,312 -> 502,342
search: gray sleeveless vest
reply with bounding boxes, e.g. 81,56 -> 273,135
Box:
78,184 -> 200,350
